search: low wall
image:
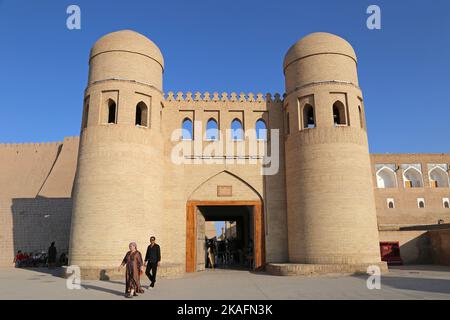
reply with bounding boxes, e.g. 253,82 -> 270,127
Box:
378,230 -> 432,264
63,263 -> 185,280
429,230 -> 450,266
266,262 -> 388,276
1,197 -> 73,266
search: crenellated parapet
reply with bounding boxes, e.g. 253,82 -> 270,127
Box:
164,91 -> 283,104
0,141 -> 62,148
0,137 -> 78,149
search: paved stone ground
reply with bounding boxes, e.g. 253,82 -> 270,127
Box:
1,265 -> 450,300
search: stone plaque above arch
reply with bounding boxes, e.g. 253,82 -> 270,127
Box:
217,185 -> 232,197
188,170 -> 262,202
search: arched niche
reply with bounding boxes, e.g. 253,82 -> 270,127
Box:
403,167 -> 424,188
376,167 -> 398,188
429,166 -> 449,188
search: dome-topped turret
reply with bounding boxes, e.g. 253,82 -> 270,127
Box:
90,30 -> 164,70
283,32 -> 356,71
283,32 -> 359,92
87,30 -> 164,90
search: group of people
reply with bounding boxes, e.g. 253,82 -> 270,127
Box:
118,236 -> 161,298
13,242 -> 68,268
205,238 -> 253,269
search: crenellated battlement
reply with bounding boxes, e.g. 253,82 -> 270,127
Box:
163,91 -> 283,104
0,136 -> 78,148
0,141 -> 62,148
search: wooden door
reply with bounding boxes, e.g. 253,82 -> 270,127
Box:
185,203 -> 196,273
253,203 -> 265,270
186,201 -> 264,272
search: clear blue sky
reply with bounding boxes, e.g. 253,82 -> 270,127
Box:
0,0 -> 449,153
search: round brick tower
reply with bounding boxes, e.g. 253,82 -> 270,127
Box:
69,30 -> 166,278
283,33 -> 383,268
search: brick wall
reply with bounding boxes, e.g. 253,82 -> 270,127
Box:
0,137 -> 78,266
429,229 -> 450,266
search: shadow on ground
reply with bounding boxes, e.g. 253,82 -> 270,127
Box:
81,284 -> 124,297
381,276 -> 450,295
22,267 -> 63,277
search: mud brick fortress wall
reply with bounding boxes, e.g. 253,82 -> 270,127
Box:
372,153 -> 450,264
0,137 -> 78,266
1,30 -> 449,274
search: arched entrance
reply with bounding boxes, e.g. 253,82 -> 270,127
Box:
186,200 -> 264,272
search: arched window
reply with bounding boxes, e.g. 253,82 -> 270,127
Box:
82,103 -> 89,129
286,112 -> 290,135
444,200 -> 450,209
231,119 -> 243,141
206,118 -> 218,141
387,199 -> 395,209
333,101 -> 347,126
182,118 -> 193,140
303,104 -> 315,129
403,167 -> 423,188
107,99 -> 117,124
358,106 -> 364,129
418,199 -> 425,208
255,119 -> 267,141
429,167 -> 449,188
376,167 -> 398,188
135,102 -> 148,127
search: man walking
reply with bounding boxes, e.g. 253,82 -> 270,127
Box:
144,236 -> 161,288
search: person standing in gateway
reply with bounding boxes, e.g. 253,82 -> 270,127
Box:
144,236 -> 161,288
47,242 -> 57,269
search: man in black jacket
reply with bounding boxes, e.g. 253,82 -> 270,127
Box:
144,236 -> 161,288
